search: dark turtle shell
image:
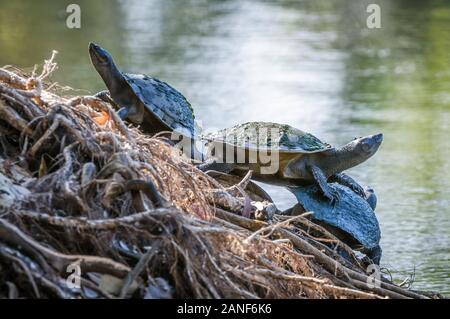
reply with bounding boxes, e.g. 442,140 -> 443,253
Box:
204,122 -> 331,153
123,73 -> 195,138
288,183 -> 381,250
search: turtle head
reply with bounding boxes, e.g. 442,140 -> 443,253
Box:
341,134 -> 383,168
353,133 -> 383,159
89,42 -> 122,81
89,42 -> 114,68
331,133 -> 383,173
89,42 -> 122,90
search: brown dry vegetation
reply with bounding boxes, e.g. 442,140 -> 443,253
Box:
0,54 -> 436,299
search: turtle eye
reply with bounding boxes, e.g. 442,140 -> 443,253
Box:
361,142 -> 371,152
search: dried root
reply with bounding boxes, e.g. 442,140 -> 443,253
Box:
0,54 -> 435,299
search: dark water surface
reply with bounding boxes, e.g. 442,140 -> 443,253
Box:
0,0 -> 449,294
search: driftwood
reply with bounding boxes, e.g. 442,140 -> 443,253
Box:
0,54 -> 438,299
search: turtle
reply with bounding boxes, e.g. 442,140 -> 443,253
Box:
199,121 -> 383,203
89,42 -> 197,143
286,183 -> 382,264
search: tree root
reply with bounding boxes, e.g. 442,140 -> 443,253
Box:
0,61 -> 436,299
213,207 -> 428,299
13,208 -> 179,231
0,218 -> 131,278
0,99 -> 33,135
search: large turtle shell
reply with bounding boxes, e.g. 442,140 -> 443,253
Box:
288,183 -> 381,250
203,122 -> 331,154
123,73 -> 195,137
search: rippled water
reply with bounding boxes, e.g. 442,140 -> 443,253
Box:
0,0 -> 449,294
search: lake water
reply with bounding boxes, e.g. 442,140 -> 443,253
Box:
0,0 -> 449,295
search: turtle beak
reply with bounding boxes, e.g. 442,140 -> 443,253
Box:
89,42 -> 99,54
89,42 -> 109,65
374,133 -> 383,144
358,133 -> 383,155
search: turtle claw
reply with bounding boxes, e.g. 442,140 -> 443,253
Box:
350,183 -> 366,198
330,193 -> 341,206
329,173 -> 367,199
94,90 -> 110,101
324,186 -> 341,205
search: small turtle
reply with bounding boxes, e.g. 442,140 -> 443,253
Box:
89,43 -> 196,139
199,122 -> 383,203
287,184 -> 382,264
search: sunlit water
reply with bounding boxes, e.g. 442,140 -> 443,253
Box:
1,0 -> 449,294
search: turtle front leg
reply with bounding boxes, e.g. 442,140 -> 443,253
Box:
309,165 -> 340,204
94,90 -> 110,101
94,90 -> 122,111
329,173 -> 366,199
364,187 -> 377,210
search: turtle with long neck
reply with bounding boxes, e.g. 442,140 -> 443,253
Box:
199,122 -> 383,203
89,42 -> 196,141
